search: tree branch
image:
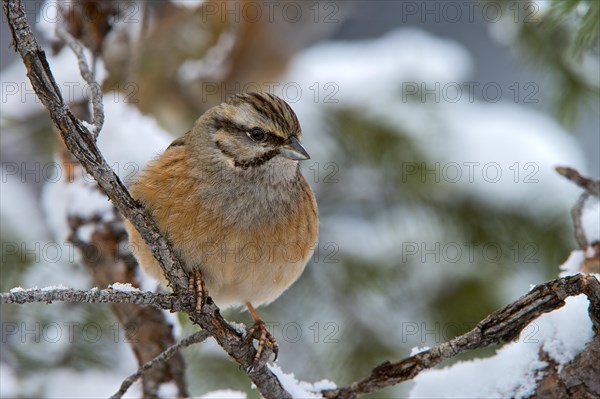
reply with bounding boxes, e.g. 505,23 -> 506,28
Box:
0,287 -> 183,311
3,2 -> 291,397
55,3 -> 104,137
323,274 -> 600,399
556,166 -> 600,251
572,192 -> 592,250
111,330 -> 212,399
556,166 -> 600,196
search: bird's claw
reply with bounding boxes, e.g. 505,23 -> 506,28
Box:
188,270 -> 206,312
245,319 -> 278,371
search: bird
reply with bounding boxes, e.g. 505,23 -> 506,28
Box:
124,92 -> 318,361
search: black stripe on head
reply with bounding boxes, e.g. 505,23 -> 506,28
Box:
213,117 -> 247,135
212,114 -> 285,147
215,140 -> 279,170
272,94 -> 301,135
235,149 -> 280,169
247,92 -> 280,123
240,93 -> 301,138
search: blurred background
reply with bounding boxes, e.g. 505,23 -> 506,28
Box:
1,0 -> 599,398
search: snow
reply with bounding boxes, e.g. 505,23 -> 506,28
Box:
41,368 -> 140,398
284,28 -> 585,217
323,206 -> 447,266
540,294 -> 595,368
0,164 -> 50,243
109,283 -> 141,293
267,364 -> 336,398
286,28 -> 473,104
162,310 -> 182,339
0,335 -> 140,398
41,170 -> 71,242
559,250 -> 585,277
409,294 -> 595,398
37,0 -> 59,42
178,27 -> 237,83
0,363 -> 19,398
558,198 -> 600,277
75,224 -> 96,242
135,265 -> 162,292
41,98 -> 168,248
229,321 -> 249,336
410,346 -> 431,356
582,198 -> 600,243
41,284 -> 68,291
81,120 -> 97,136
1,10 -> 596,399
170,0 -> 205,9
428,103 -> 584,215
0,46 -> 107,121
22,257 -> 90,291
157,382 -> 178,397
64,176 -> 114,220
199,389 -> 247,399
97,98 -> 173,184
411,342 -> 547,398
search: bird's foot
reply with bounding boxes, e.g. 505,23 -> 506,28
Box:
188,269 -> 207,313
245,318 -> 279,370
245,302 -> 278,370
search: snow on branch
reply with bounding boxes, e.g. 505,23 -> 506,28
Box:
322,274 -> 600,399
0,286 -> 183,311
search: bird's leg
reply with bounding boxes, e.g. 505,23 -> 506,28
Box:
245,302 -> 279,365
188,269 -> 206,312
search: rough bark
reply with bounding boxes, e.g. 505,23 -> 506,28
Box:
530,334 -> 600,398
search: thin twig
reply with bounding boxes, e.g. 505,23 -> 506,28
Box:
111,330 -> 212,399
556,166 -> 600,196
572,192 -> 591,249
556,166 -> 600,250
55,2 -> 104,138
323,274 -> 600,399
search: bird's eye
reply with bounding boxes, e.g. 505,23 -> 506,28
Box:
249,127 -> 266,142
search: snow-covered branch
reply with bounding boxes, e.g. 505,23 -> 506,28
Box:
323,274 -> 600,399
0,286 -> 182,310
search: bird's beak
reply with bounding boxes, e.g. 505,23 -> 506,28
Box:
279,136 -> 310,160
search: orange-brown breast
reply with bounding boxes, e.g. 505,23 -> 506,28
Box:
124,145 -> 318,307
